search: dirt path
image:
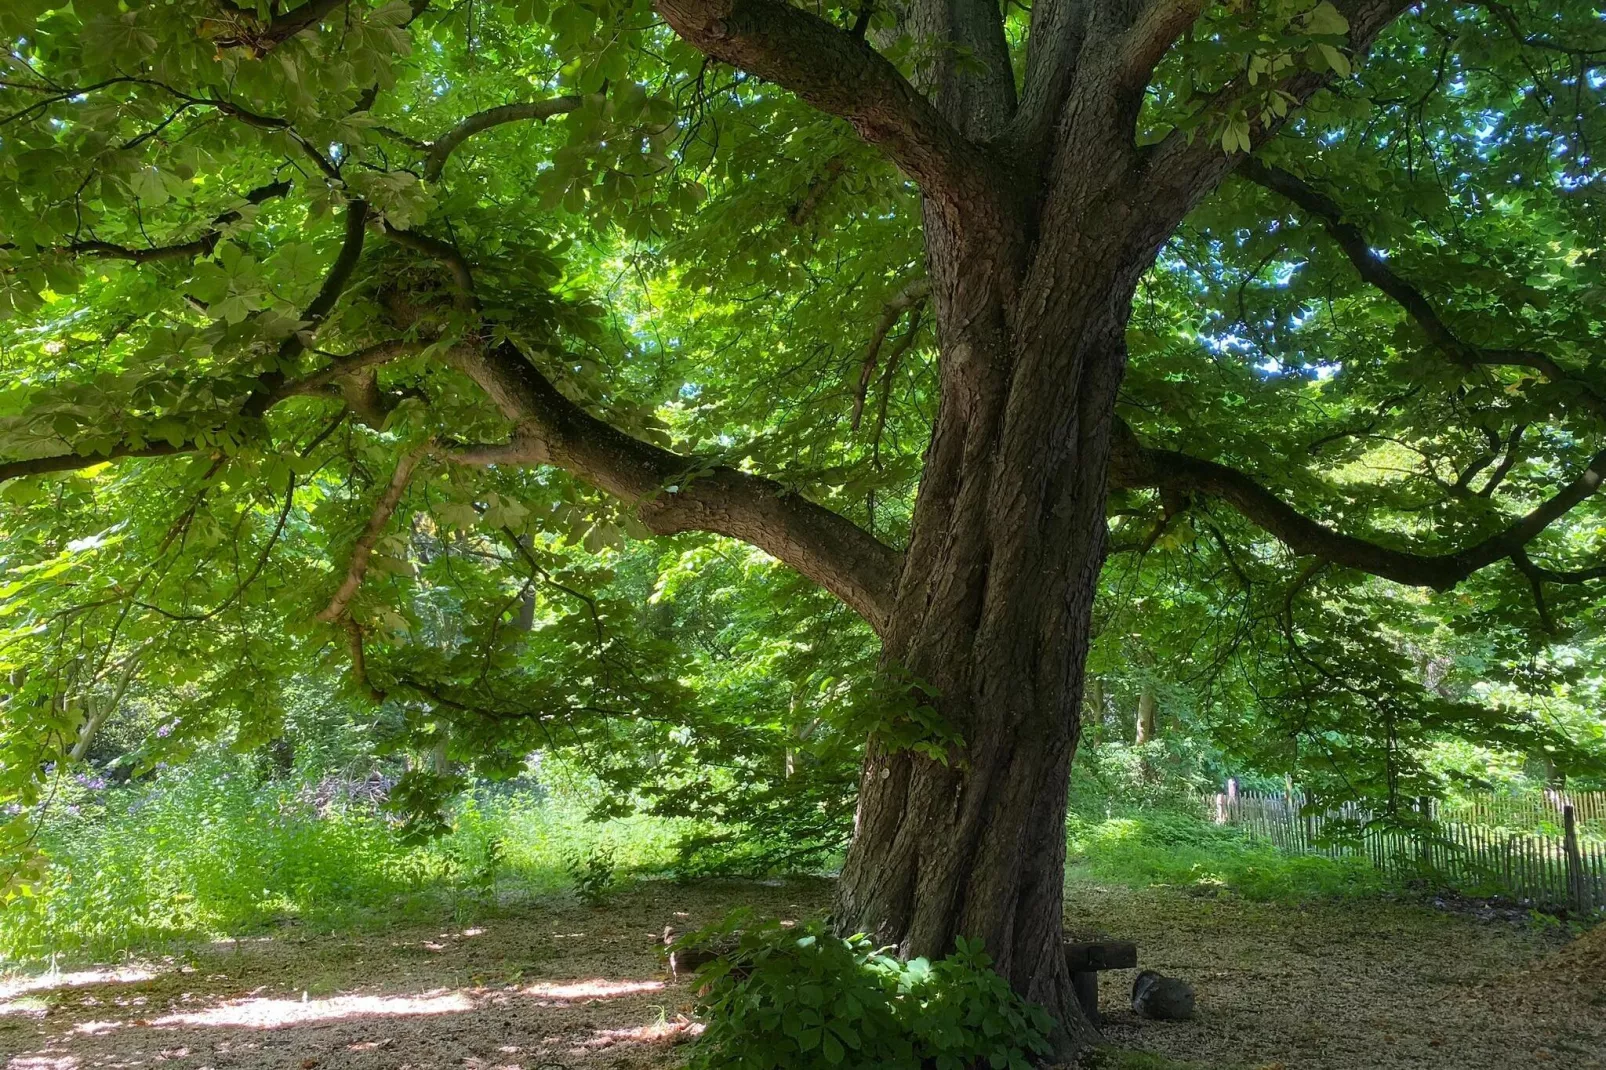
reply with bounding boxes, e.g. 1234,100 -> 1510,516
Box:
1,876 -> 1600,1070
1066,876 -> 1604,1070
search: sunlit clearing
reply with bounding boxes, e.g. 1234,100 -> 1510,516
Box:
0,968 -> 155,1000
8,1057 -> 79,1069
524,979 -> 664,1001
151,990 -> 474,1029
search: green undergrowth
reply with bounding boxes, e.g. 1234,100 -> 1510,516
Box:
0,755 -> 688,965
684,913 -> 1054,1070
1067,807 -> 1392,902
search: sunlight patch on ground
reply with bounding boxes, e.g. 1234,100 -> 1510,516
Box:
569,1017 -> 703,1052
69,1021 -> 120,1036
0,968 -> 155,1000
6,1056 -> 79,1069
150,989 -> 474,1029
522,979 -> 664,1001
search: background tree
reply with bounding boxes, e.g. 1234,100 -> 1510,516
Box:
1,0 -> 1604,1052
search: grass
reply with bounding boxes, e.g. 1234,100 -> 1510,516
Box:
1067,807 -> 1393,902
1080,1051 -> 1246,1070
3,761 -> 1406,968
0,755 -> 690,966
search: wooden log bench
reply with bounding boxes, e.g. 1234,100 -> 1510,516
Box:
1063,938 -> 1137,1026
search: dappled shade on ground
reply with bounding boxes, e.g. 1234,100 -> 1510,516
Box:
2,876 -> 1602,1069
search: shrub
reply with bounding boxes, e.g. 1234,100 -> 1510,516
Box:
687,913 -> 1055,1070
562,842 -> 618,906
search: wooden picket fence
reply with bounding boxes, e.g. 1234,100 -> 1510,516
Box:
1206,786 -> 1606,913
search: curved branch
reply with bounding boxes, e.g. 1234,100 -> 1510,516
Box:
315,443 -> 432,623
374,224 -> 902,632
653,0 -> 1002,225
423,98 -> 582,180
1138,0 -> 1414,239
271,339 -> 428,402
1110,419 -> 1606,590
852,277 -> 929,430
1240,158 -> 1606,419
62,179 -> 292,262
211,0 -> 350,53
450,341 -> 903,636
243,197 -> 372,416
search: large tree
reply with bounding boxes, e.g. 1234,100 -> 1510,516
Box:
2,0 -> 1603,1051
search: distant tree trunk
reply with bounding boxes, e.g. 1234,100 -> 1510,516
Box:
68,695 -> 106,763
69,648 -> 146,763
1135,685 -> 1158,745
1087,676 -> 1106,741
516,534 -> 537,631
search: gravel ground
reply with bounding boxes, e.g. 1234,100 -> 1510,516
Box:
1,875 -> 1600,1070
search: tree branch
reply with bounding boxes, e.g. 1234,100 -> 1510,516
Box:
370,220 -> 904,633
315,443 -> 433,623
1138,0 -> 1415,241
852,277 -> 929,430
1009,0 -> 1089,154
1109,418 -> 1606,590
449,341 -> 903,635
1116,0 -> 1209,98
0,442 -> 193,486
653,0 -> 1001,225
0,333 -> 421,488
211,0 -> 350,54
243,197 -> 371,416
61,179 -> 292,262
271,339 -> 428,402
787,154 -> 848,226
1240,158 -> 1606,419
423,98 -> 582,180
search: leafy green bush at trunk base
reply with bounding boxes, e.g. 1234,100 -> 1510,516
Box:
686,913 -> 1054,1070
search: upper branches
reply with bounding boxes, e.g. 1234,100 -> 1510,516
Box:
1137,0 -> 1416,239
652,0 -> 1004,227
210,0 -> 355,54
61,180 -> 292,262
1239,158 -> 1606,421
422,98 -> 582,180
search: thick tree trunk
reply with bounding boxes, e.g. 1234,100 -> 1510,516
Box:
834,215 -> 1140,1051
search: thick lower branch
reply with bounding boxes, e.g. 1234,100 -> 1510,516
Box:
451,342 -> 902,635
316,444 -> 433,622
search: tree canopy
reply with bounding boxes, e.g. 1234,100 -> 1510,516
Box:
1,0 -> 1604,989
